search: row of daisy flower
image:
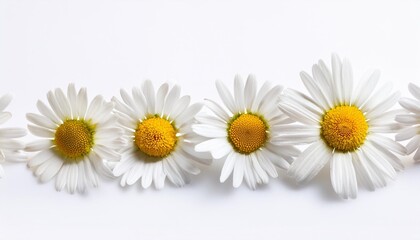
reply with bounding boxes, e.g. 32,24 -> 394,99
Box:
0,54 -> 419,199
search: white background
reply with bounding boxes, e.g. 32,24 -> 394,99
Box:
1,0 -> 420,239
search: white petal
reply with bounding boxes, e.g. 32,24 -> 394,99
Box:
341,58 -> 353,104
47,90 -> 65,119
244,156 -> 257,189
406,136 -> 420,155
258,85 -> 283,114
173,151 -> 200,175
26,113 -> 57,130
162,85 -> 180,116
77,87 -> 88,118
36,100 -> 61,124
76,161 -> 86,193
85,95 -> 104,120
176,103 -> 203,127
195,114 -> 226,128
28,125 -> 54,138
84,157 -> 99,187
312,64 -> 334,107
25,140 -> 52,152
195,138 -> 229,154
113,155 -> 137,177
155,83 -> 169,114
0,112 -> 11,125
234,75 -> 245,112
362,142 -> 396,179
127,162 -> 144,186
40,155 -> 63,182
330,153 -> 357,199
153,161 -> 166,189
355,149 -> 386,189
54,88 -> 72,118
233,154 -> 245,188
143,80 -> 155,114
396,126 -> 418,141
120,88 -> 137,114
220,151 -> 236,182
0,94 -> 12,112
0,128 -> 27,138
409,83 -> 420,101
331,53 -> 343,105
204,99 -> 230,121
67,163 -> 79,194
55,164 -> 69,191
369,134 -> 406,155
288,140 -> 332,183
67,83 -> 77,118
395,114 -> 420,125
216,80 -> 236,114
399,97 -> 420,114
353,70 -> 380,107
367,92 -> 400,119
0,139 -> 24,150
301,71 -> 331,110
28,149 -> 55,168
244,74 -> 257,110
252,81 -> 271,112
192,124 -> 226,138
250,154 -> 269,184
255,150 -> 278,178
141,163 -> 153,188
169,96 -> 190,120
164,156 -> 185,187
414,148 -> 420,161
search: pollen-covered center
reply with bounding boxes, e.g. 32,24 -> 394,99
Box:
321,105 -> 368,152
54,119 -> 94,160
228,113 -> 268,154
135,117 -> 177,158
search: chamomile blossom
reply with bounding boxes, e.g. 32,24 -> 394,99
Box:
395,83 -> 420,161
26,84 -> 125,194
0,94 -> 27,177
112,80 -> 211,189
193,75 -> 299,189
278,54 -> 406,199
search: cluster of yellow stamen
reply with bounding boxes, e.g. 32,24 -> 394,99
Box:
134,116 -> 177,158
54,119 -> 94,161
227,113 -> 268,154
321,105 -> 368,152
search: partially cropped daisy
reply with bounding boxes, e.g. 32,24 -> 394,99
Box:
193,74 -> 299,189
278,54 -> 406,199
396,83 -> 420,161
0,94 -> 27,177
26,84 -> 124,193
112,80 -> 211,189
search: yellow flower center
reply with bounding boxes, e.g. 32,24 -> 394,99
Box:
135,117 -> 177,158
321,105 -> 368,152
54,119 -> 94,161
227,113 -> 268,154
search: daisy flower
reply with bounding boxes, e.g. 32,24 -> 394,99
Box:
278,54 -> 406,199
0,94 -> 27,177
193,74 -> 299,189
395,83 -> 420,161
112,80 -> 211,189
26,84 -> 125,194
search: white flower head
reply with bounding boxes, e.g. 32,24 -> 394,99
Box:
26,83 -> 125,194
396,83 -> 420,161
279,54 -> 406,199
193,74 -> 299,189
112,80 -> 211,189
0,94 -> 27,177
